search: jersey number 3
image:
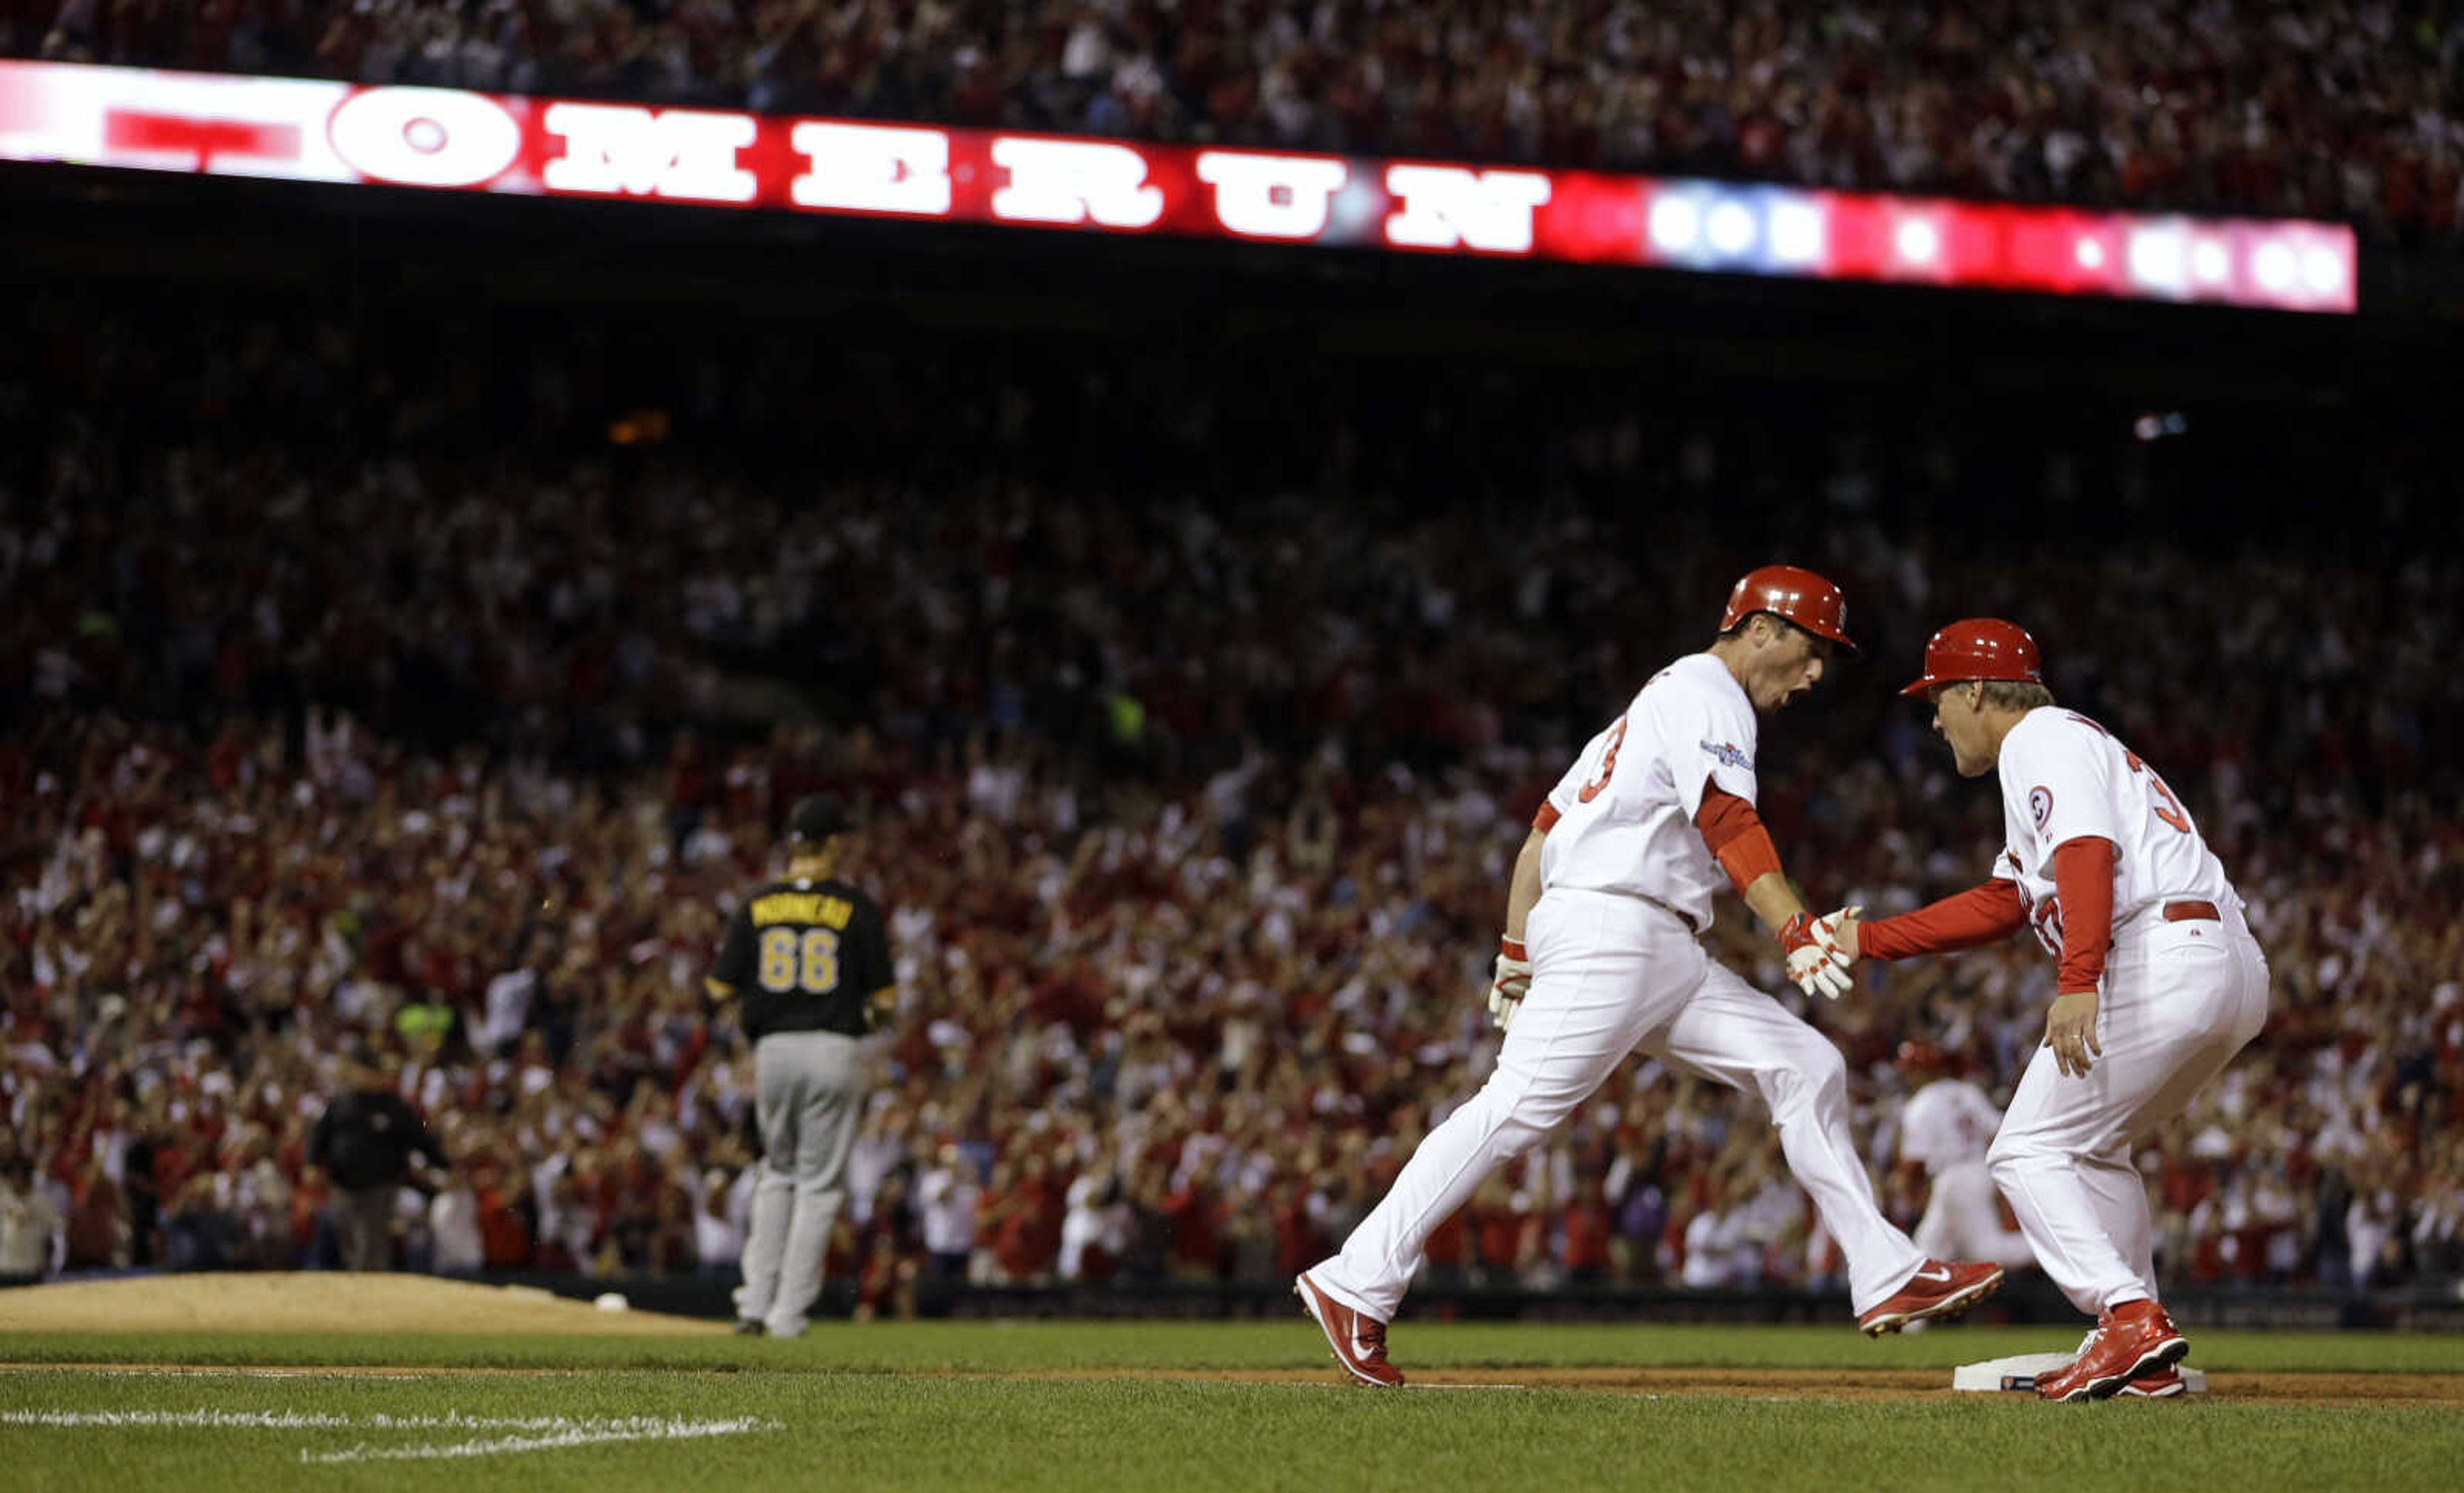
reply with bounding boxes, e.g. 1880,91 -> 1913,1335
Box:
757,928 -> 842,994
1579,718 -> 1629,803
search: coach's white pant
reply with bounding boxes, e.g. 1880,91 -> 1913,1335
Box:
1309,888 -> 1926,1322
1987,908 -> 2269,1317
1913,1161 -> 2035,1270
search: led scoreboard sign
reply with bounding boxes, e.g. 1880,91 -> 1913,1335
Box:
0,60 -> 2357,314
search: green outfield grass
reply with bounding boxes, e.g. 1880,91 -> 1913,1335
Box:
4,1324 -> 2462,1493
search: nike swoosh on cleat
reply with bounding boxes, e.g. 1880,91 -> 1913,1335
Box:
1913,1265 -> 1952,1282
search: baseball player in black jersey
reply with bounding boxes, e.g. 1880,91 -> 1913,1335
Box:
707,796 -> 898,1338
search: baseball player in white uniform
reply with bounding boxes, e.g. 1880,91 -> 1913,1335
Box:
1822,619 -> 2270,1401
1892,1041 -> 2034,1270
1296,567 -> 2005,1388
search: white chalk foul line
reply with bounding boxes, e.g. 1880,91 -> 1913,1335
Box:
0,1379 -> 450,1389
5,1410 -> 682,1431
303,1417 -> 783,1464
0,1408 -> 783,1462
0,1379 -> 520,1389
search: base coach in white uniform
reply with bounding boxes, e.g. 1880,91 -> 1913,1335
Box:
707,797 -> 898,1338
1827,620 -> 2269,1401
1296,567 -> 2005,1387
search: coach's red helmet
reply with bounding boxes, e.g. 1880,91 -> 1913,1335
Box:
1720,565 -> 1855,650
1901,618 -> 2043,697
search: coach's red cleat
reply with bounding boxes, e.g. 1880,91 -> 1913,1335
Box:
1296,1271 -> 1404,1388
2116,1365 -> 2187,1399
1857,1258 -> 2005,1336
2037,1299 -> 2187,1402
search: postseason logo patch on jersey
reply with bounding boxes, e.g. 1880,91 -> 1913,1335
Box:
2028,785 -> 2054,833
1700,739 -> 1750,770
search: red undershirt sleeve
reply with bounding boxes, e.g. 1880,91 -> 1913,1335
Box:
1695,786 -> 1781,893
1858,881 -> 2027,960
2049,836 -> 2117,992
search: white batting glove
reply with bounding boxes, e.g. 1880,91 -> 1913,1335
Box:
1779,911 -> 1854,1001
1487,935 -> 1531,1031
1811,904 -> 1863,964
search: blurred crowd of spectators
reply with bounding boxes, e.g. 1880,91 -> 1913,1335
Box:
7,1 -> 2462,243
2,291 -> 2459,1303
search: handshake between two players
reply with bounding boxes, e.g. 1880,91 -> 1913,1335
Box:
1310,567 -> 2266,1405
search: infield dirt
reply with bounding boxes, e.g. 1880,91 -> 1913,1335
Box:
0,1272 -> 721,1335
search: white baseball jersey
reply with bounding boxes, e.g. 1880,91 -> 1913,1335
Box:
1990,708 -> 2237,955
1537,653 -> 1757,931
1897,1080 -> 2002,1177
1308,649 -> 1940,1329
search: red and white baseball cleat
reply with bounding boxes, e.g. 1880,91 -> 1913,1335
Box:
1858,1259 -> 2005,1336
1295,1271 -> 1405,1388
2035,1299 -> 2188,1402
2115,1365 -> 2187,1399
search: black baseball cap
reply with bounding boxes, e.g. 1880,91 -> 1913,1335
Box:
785,796 -> 851,845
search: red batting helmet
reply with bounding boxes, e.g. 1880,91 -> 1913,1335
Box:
1719,565 -> 1856,650
1901,618 -> 2043,698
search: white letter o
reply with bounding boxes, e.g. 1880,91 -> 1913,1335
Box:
329,87 -> 522,188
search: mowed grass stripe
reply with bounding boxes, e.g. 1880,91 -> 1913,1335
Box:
2,1322 -> 2461,1374
2,1366 -> 2463,1493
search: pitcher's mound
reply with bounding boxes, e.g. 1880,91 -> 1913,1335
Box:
0,1273 -> 723,1335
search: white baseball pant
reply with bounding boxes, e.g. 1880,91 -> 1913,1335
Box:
1987,906 -> 2269,1316
1913,1161 -> 2036,1270
1309,887 -> 1928,1322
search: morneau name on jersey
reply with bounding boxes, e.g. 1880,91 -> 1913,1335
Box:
750,891 -> 858,929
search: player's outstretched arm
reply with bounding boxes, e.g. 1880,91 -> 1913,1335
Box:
1695,786 -> 1850,999
1845,883 -> 2026,962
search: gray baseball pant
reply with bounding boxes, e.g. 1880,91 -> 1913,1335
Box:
739,1030 -> 865,1335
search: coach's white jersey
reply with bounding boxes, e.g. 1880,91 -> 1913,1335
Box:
1537,653 -> 1756,932
1990,707 -> 2237,954
1897,1080 -> 2001,1176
